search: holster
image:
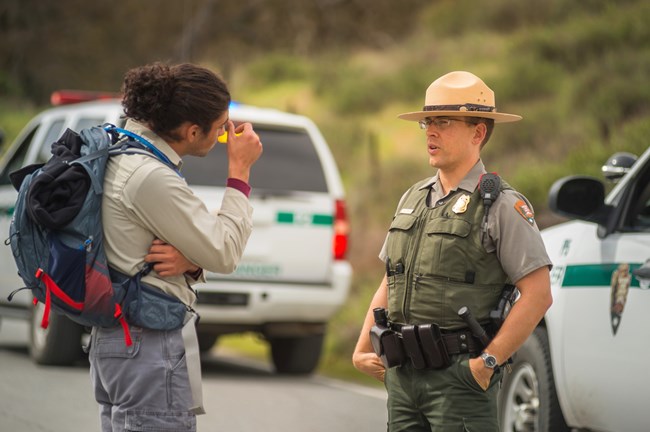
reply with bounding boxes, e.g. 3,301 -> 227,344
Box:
369,324 -> 406,368
489,283 -> 518,330
401,324 -> 451,370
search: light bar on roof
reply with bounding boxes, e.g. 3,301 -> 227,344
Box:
50,90 -> 122,106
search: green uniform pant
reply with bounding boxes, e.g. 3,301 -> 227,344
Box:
385,354 -> 502,432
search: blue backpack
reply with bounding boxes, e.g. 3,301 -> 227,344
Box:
8,125 -> 187,346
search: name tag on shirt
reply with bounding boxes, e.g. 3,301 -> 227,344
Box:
399,208 -> 414,215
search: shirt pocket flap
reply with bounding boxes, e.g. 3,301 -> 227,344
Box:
389,214 -> 417,232
425,217 -> 471,238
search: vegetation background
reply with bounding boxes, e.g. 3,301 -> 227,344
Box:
2,0 -> 649,385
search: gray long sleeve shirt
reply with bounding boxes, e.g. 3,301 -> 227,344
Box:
102,119 -> 253,306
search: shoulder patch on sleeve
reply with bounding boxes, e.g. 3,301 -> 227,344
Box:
514,199 -> 535,225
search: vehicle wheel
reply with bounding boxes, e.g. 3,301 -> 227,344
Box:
498,327 -> 569,432
30,302 -> 84,365
269,333 -> 324,375
197,332 -> 219,353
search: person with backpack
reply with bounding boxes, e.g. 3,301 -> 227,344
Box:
90,62 -> 262,432
351,71 -> 553,431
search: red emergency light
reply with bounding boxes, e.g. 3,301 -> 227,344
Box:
51,90 -> 122,106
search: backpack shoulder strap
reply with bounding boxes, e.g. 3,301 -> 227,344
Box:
103,124 -> 183,177
108,142 -> 155,157
105,125 -> 182,177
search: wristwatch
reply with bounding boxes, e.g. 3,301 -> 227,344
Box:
480,352 -> 499,370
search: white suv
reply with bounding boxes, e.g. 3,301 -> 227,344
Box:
0,94 -> 352,374
498,146 -> 650,431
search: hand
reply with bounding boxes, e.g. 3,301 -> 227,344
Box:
144,239 -> 200,277
352,351 -> 386,382
226,121 -> 263,183
468,357 -> 493,391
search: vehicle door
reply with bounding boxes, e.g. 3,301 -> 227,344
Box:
553,149 -> 650,431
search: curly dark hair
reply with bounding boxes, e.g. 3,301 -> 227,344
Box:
121,63 -> 230,142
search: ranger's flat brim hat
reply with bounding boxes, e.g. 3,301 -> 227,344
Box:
398,71 -> 522,123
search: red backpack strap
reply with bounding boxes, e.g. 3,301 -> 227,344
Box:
35,268 -> 83,329
114,304 -> 132,346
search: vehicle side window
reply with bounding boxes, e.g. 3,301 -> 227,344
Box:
623,163 -> 650,232
0,125 -> 38,185
75,117 -> 106,132
629,183 -> 650,231
37,119 -> 65,164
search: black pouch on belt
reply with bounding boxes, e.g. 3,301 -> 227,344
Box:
370,325 -> 406,368
401,325 -> 428,369
418,323 -> 451,369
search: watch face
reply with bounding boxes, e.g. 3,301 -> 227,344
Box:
482,353 -> 497,368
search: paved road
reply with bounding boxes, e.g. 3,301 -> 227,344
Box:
0,318 -> 387,432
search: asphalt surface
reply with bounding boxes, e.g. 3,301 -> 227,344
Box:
0,318 -> 387,432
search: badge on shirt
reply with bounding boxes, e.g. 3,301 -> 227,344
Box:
452,195 -> 471,214
514,199 -> 535,225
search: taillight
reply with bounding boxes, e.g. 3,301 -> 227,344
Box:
50,90 -> 122,106
333,199 -> 349,260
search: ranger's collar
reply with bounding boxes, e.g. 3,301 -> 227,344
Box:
419,160 -> 487,194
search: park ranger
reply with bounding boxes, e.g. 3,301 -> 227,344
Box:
352,71 -> 553,431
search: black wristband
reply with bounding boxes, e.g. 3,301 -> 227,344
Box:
185,267 -> 203,280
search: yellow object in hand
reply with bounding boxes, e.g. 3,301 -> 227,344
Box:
217,131 -> 242,144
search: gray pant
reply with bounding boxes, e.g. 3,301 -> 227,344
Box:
89,325 -> 196,432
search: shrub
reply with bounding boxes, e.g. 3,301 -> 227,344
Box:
521,3 -> 650,71
244,53 -> 311,88
571,50 -> 650,139
492,55 -> 565,102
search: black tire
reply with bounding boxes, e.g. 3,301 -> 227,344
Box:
498,327 -> 570,432
197,332 -> 219,353
30,302 -> 84,365
269,333 -> 324,375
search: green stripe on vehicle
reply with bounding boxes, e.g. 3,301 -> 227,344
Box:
277,212 -> 294,224
276,212 -> 333,226
562,263 -> 642,288
312,214 -> 333,225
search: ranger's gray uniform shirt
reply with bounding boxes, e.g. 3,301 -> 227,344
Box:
102,119 -> 253,306
380,160 -> 552,283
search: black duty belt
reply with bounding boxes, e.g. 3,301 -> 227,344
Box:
390,323 -> 484,355
441,330 -> 483,355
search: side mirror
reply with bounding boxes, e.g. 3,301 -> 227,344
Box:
548,176 -> 611,225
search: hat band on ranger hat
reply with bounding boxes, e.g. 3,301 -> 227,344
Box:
424,103 -> 495,113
